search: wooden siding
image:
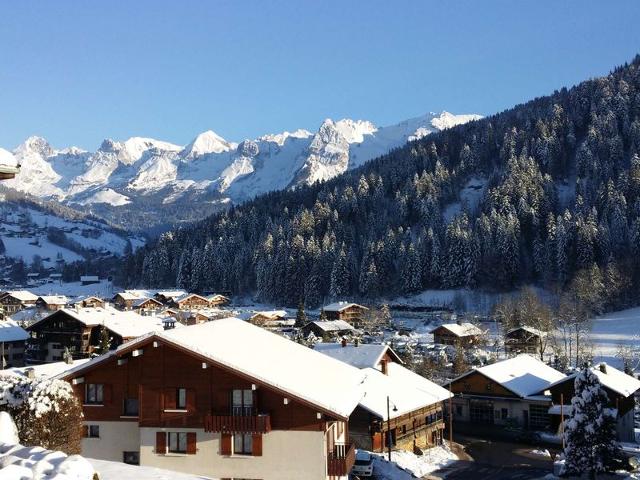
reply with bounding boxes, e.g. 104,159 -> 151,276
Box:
449,370 -> 518,398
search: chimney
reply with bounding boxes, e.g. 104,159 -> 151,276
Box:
25,368 -> 35,379
354,338 -> 360,347
381,359 -> 388,375
456,319 -> 462,326
599,363 -> 607,374
341,338 -> 347,348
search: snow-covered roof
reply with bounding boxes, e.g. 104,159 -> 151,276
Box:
80,276 -> 99,282
507,326 -> 546,337
2,291 -> 38,302
31,307 -> 173,339
322,301 -> 368,312
546,363 -> 640,398
36,295 -> 69,305
1,358 -> 91,379
63,318 -> 366,419
451,354 -> 565,398
307,320 -> 356,332
358,364 -> 450,420
174,293 -> 209,303
113,291 -> 143,301
0,320 -> 28,342
155,290 -> 187,299
132,297 -> 162,307
250,310 -> 288,320
431,322 -> 483,337
313,343 -> 402,369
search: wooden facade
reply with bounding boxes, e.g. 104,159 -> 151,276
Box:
112,293 -> 139,311
133,298 -> 164,315
504,327 -> 542,356
322,304 -> 368,325
431,326 -> 479,347
0,293 -> 37,314
75,297 -> 106,309
171,294 -> 211,310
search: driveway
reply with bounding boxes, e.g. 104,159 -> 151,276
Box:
432,434 -> 556,480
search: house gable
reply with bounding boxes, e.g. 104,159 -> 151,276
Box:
449,370 -> 519,398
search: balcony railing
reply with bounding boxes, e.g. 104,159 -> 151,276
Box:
204,412 -> 271,433
327,443 -> 355,477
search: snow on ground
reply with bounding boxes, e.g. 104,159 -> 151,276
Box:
370,445 -> 459,479
590,307 -> 640,369
1,235 -> 84,266
27,280 -> 116,298
89,458 -> 216,480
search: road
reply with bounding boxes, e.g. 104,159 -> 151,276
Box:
432,434 -> 556,480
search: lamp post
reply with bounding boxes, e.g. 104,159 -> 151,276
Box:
386,396 -> 398,462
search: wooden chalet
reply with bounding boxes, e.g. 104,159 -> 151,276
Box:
301,320 -> 357,338
80,275 -> 100,285
112,292 -> 144,311
321,302 -> 369,325
36,295 -> 70,311
0,291 -> 38,314
0,319 -> 29,368
504,326 -> 545,356
543,363 -> 640,442
315,342 -> 449,453
430,321 -> 483,346
207,294 -> 230,307
445,355 -> 565,432
26,307 -> 170,363
249,310 -> 288,326
170,293 -> 211,310
61,318 -> 362,480
154,290 -> 188,305
132,297 -> 164,315
73,296 -> 106,309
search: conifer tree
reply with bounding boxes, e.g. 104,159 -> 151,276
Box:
295,300 -> 307,328
96,324 -> 111,355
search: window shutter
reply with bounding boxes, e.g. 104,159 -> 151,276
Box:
186,432 -> 197,454
155,432 -> 166,454
220,433 -> 232,455
186,389 -> 196,412
103,384 -> 113,404
251,434 -> 262,456
164,388 -> 176,410
82,425 -> 88,438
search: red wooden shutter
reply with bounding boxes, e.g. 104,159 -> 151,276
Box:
186,432 -> 197,454
155,432 -> 166,454
164,388 -> 176,410
220,433 -> 232,455
186,389 -> 196,412
82,425 -> 88,438
103,384 -> 113,404
252,434 -> 262,456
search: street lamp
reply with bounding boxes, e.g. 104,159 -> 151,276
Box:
386,396 -> 398,462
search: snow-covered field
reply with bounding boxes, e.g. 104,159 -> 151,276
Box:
590,307 -> 640,369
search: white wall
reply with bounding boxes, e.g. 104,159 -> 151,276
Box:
81,421 -> 140,462
139,427 -> 329,480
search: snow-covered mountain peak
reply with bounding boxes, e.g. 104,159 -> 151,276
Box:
258,129 -> 312,146
430,110 -> 483,131
182,130 -> 233,159
333,118 -> 377,144
15,136 -> 54,157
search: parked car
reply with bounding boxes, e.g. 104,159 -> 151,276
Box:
351,451 -> 374,477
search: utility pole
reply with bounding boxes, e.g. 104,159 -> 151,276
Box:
448,382 -> 453,445
560,393 -> 565,450
387,395 -> 392,462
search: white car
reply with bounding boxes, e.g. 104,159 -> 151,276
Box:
351,451 -> 374,477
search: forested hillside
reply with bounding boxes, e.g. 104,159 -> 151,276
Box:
121,56 -> 640,309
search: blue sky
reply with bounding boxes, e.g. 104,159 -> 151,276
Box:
1,0 -> 640,150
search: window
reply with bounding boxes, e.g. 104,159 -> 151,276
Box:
176,388 -> 187,409
123,398 -> 139,416
87,425 -> 100,438
168,432 -> 187,454
455,405 -> 463,416
85,384 -> 104,404
486,383 -> 492,391
501,408 -> 508,420
123,451 -> 139,465
233,433 -> 253,455
232,389 -> 253,416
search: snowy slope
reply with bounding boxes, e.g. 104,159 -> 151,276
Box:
2,111 -> 481,227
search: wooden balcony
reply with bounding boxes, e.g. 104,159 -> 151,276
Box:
327,443 -> 355,477
204,413 -> 271,433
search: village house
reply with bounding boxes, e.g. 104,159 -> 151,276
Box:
315,342 -> 449,452
73,296 -> 106,309
430,322 -> 483,347
60,318 -> 366,480
445,354 -> 565,432
154,290 -> 188,305
0,291 -> 38,314
504,326 -> 545,356
132,298 -> 164,316
0,319 -> 29,368
80,275 -> 100,286
301,320 -> 358,339
249,310 -> 288,326
112,292 -> 144,311
36,295 -> 70,311
321,302 -> 369,326
169,293 -> 211,310
207,294 -> 230,307
543,363 -> 640,442
26,307 -> 173,363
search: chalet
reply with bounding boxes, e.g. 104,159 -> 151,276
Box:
301,320 -> 357,338
73,296 -> 106,309
315,342 -> 450,452
154,290 -> 188,305
112,292 -> 144,311
249,310 -> 288,326
132,298 -> 164,315
445,355 -> 565,431
26,307 -> 173,363
207,294 -> 230,307
0,320 -> 29,368
80,275 -> 100,286
321,302 -> 369,325
170,293 -> 211,310
36,295 -> 70,311
48,273 -> 63,283
0,291 -> 38,314
543,363 -> 640,442
504,326 -> 545,356
430,322 -> 483,346
60,318 -> 365,480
